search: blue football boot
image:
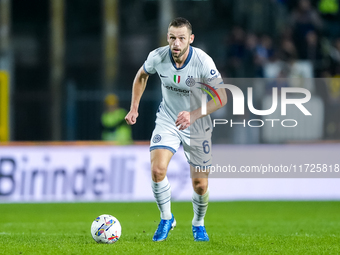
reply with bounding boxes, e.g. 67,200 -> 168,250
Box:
192,225 -> 209,241
152,214 -> 176,241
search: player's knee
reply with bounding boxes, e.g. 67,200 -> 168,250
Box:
192,179 -> 208,195
151,164 -> 167,182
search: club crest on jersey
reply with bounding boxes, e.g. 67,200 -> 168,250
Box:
185,76 -> 195,87
173,75 -> 181,83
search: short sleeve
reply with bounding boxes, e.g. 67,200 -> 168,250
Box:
143,51 -> 157,75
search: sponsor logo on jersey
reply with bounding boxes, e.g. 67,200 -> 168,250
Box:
164,85 -> 191,94
174,75 -> 181,83
206,73 -> 219,83
210,69 -> 216,75
185,76 -> 195,87
160,74 -> 168,78
152,134 -> 161,143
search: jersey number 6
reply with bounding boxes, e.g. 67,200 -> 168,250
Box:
202,140 -> 210,154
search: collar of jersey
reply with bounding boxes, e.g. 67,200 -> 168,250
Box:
169,46 -> 193,70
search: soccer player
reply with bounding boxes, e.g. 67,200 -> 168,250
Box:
125,17 -> 227,242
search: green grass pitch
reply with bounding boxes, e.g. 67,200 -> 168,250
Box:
0,201 -> 339,254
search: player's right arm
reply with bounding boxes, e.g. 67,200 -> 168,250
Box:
125,66 -> 149,125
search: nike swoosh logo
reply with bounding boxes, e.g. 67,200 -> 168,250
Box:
160,74 -> 168,78
203,159 -> 210,164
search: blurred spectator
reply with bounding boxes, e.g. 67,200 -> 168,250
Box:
279,38 -> 298,62
266,68 -> 289,94
227,26 -> 246,77
291,0 -> 323,58
255,35 -> 276,77
318,0 -> 340,39
318,71 -> 340,138
243,33 -> 258,77
301,31 -> 324,73
101,94 -> 132,144
329,37 -> 340,63
256,35 -> 275,63
335,65 -> 340,76
280,26 -> 294,41
326,37 -> 340,76
274,0 -> 288,5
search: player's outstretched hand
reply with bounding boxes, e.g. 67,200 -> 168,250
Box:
175,111 -> 194,130
125,110 -> 139,125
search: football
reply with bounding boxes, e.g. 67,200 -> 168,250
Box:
91,214 -> 122,244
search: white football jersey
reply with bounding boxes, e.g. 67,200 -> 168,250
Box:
143,45 -> 221,135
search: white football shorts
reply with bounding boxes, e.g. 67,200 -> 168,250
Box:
150,113 -> 212,168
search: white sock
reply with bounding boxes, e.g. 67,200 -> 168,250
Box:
192,189 -> 209,226
151,176 -> 172,220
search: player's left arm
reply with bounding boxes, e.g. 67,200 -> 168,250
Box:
193,87 -> 227,117
175,88 -> 227,130
175,56 -> 227,130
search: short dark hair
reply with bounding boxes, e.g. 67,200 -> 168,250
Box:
168,17 -> 192,34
